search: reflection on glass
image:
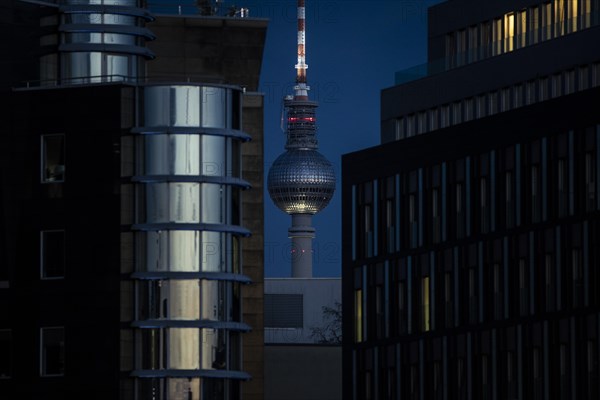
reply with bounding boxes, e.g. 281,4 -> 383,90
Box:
169,328 -> 199,369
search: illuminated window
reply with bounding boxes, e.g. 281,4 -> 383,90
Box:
355,289 -> 363,342
582,0 -> 591,28
41,327 -> 65,376
493,18 -> 502,55
555,0 -> 566,36
41,134 -> 65,183
543,3 -> 552,41
569,0 -> 578,32
422,276 -> 430,332
504,13 -> 515,52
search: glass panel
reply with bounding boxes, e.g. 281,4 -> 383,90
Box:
169,328 -> 199,369
169,280 -> 200,320
41,327 -> 65,376
168,378 -> 200,400
172,135 -> 200,175
41,134 -> 65,182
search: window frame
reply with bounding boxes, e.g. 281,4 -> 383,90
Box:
41,133 -> 66,183
40,326 -> 65,377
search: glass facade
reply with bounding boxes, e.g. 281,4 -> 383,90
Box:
351,126 -> 600,397
121,84 -> 249,399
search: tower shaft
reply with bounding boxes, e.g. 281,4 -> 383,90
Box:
289,214 -> 315,278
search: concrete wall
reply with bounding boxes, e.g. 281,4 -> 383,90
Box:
264,345 -> 342,400
265,278 -> 341,344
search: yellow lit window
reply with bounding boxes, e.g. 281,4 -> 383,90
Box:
504,12 -> 515,52
355,289 -> 363,342
422,277 -> 430,332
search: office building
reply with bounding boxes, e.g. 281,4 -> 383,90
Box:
342,1 -> 600,399
0,1 -> 266,399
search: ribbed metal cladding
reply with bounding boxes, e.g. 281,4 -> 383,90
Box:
40,0 -> 155,85
124,84 -> 250,399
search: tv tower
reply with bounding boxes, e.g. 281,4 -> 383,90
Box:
267,0 -> 336,278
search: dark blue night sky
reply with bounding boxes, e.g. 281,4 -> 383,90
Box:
255,0 -> 443,277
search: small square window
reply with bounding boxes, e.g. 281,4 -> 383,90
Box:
41,134 -> 65,183
41,327 -> 65,376
41,230 -> 65,279
0,330 -> 11,378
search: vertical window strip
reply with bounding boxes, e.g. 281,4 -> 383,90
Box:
352,185 -> 357,260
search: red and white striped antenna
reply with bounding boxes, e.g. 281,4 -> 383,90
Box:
294,0 -> 309,99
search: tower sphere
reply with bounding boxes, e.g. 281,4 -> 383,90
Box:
267,148 -> 336,215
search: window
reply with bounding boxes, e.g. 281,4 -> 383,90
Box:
428,109 -> 439,131
558,159 -> 568,217
526,81 -> 536,104
513,84 -> 523,108
480,177 -> 489,233
552,74 -> 562,98
355,289 -> 363,342
488,92 -> 498,115
493,18 -> 502,55
41,327 -> 65,376
565,70 -> 575,94
519,259 -> 528,315
476,95 -> 486,118
417,112 -> 427,135
464,98 -> 474,121
444,272 -> 453,327
579,65 -> 589,91
395,118 -> 405,140
493,263 -> 502,319
585,152 -> 596,211
531,165 -> 541,222
504,13 -> 515,52
545,254 -> 555,311
0,330 -> 10,378
501,87 -> 511,112
406,115 -> 416,137
542,3 -> 552,41
41,134 -> 65,183
452,102 -> 462,124
41,230 -> 65,279
440,105 -> 450,128
422,276 -> 430,332
506,171 -> 514,228
539,77 -> 549,100
469,267 -> 477,323
529,6 -> 540,44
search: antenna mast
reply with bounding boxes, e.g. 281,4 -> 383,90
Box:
295,0 -> 309,99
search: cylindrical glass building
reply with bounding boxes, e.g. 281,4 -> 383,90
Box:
124,84 -> 251,399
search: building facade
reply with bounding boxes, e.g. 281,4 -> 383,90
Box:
0,1 -> 266,399
343,0 -> 600,399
